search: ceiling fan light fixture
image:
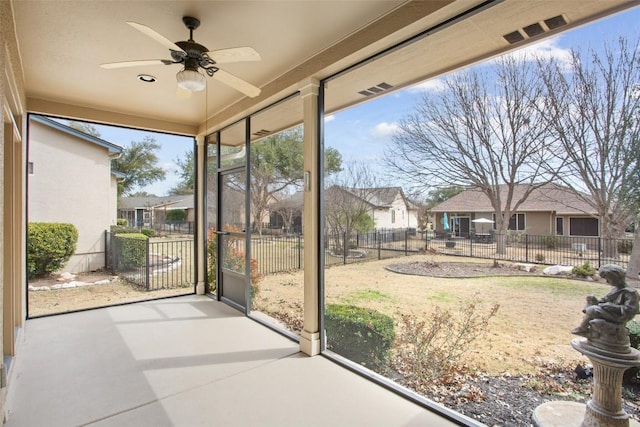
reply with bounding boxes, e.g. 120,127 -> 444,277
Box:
176,68 -> 206,92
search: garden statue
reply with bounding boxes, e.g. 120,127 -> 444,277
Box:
571,264 -> 639,350
534,264 -> 640,427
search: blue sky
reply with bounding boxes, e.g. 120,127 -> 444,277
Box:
324,6 -> 640,174
91,123 -> 194,196
92,6 -> 640,196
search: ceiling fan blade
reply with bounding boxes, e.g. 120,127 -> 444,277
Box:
127,21 -> 185,53
100,59 -> 167,69
207,47 -> 261,64
213,69 -> 261,98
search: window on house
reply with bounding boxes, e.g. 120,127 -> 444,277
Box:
570,217 -> 599,236
391,210 -> 396,224
509,213 -> 525,230
556,217 -> 564,235
28,162 -> 34,175
492,213 -> 525,230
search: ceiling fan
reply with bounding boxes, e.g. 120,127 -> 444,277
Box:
101,16 -> 261,97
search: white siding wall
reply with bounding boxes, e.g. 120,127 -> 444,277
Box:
369,194 -> 418,230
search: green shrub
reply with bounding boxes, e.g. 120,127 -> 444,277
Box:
166,209 -> 187,222
325,304 -> 395,371
27,222 -> 78,278
541,235 -> 559,249
624,319 -> 640,384
572,261 -> 596,277
116,218 -> 129,227
140,227 -> 156,238
110,225 -> 138,234
535,253 -> 545,262
114,233 -> 148,269
618,240 -> 633,254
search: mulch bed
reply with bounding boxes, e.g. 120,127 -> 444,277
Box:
385,260 -> 540,278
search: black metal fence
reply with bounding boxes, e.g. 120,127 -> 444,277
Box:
107,231 -> 195,290
427,232 -> 633,269
250,229 -> 634,275
251,233 -> 303,275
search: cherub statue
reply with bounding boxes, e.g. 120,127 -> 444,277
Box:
571,264 -> 639,338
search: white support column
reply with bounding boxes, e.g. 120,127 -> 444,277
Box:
195,134 -> 206,295
299,78 -> 321,356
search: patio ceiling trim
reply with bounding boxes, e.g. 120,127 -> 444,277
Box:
27,98 -> 198,136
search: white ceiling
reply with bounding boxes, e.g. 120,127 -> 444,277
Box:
11,0 -> 640,137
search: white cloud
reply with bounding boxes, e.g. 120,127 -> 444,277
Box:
324,114 -> 335,123
370,121 -> 399,138
502,37 -> 573,69
162,161 -> 179,174
406,78 -> 447,94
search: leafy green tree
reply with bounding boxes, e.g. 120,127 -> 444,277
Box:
66,121 -> 101,138
112,136 -> 166,196
354,213 -> 375,234
250,127 -> 342,235
426,186 -> 464,208
129,191 -> 157,197
169,150 -> 195,195
165,209 -> 187,222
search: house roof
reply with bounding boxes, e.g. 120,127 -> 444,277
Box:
119,195 -> 194,210
430,183 -> 596,215
363,187 -> 407,208
270,192 -> 304,210
31,115 -> 123,154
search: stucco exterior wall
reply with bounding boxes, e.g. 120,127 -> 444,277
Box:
523,211 -> 552,235
29,120 -> 114,273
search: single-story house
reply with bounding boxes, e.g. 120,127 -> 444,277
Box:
119,195 -> 194,230
28,115 -> 123,273
271,186 -> 418,234
430,183 -> 600,237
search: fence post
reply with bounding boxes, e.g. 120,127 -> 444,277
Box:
470,233 -> 473,258
525,234 -> 529,263
405,230 -> 408,256
343,232 -> 347,265
377,231 -> 381,260
298,233 -> 302,270
145,238 -> 151,291
598,236 -> 602,269
112,233 -> 118,273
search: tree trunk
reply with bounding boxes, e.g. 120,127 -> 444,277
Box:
625,231 -> 640,280
600,222 -> 620,261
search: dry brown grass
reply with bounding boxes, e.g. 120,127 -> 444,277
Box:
28,280 -> 192,317
254,254 -> 610,375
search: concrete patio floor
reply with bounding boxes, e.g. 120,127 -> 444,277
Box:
5,295 -> 468,426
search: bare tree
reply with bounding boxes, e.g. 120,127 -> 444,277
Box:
539,37 -> 640,261
324,162 -> 379,254
270,194 -> 303,233
385,55 -> 558,253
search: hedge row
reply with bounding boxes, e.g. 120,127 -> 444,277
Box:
114,233 -> 148,269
